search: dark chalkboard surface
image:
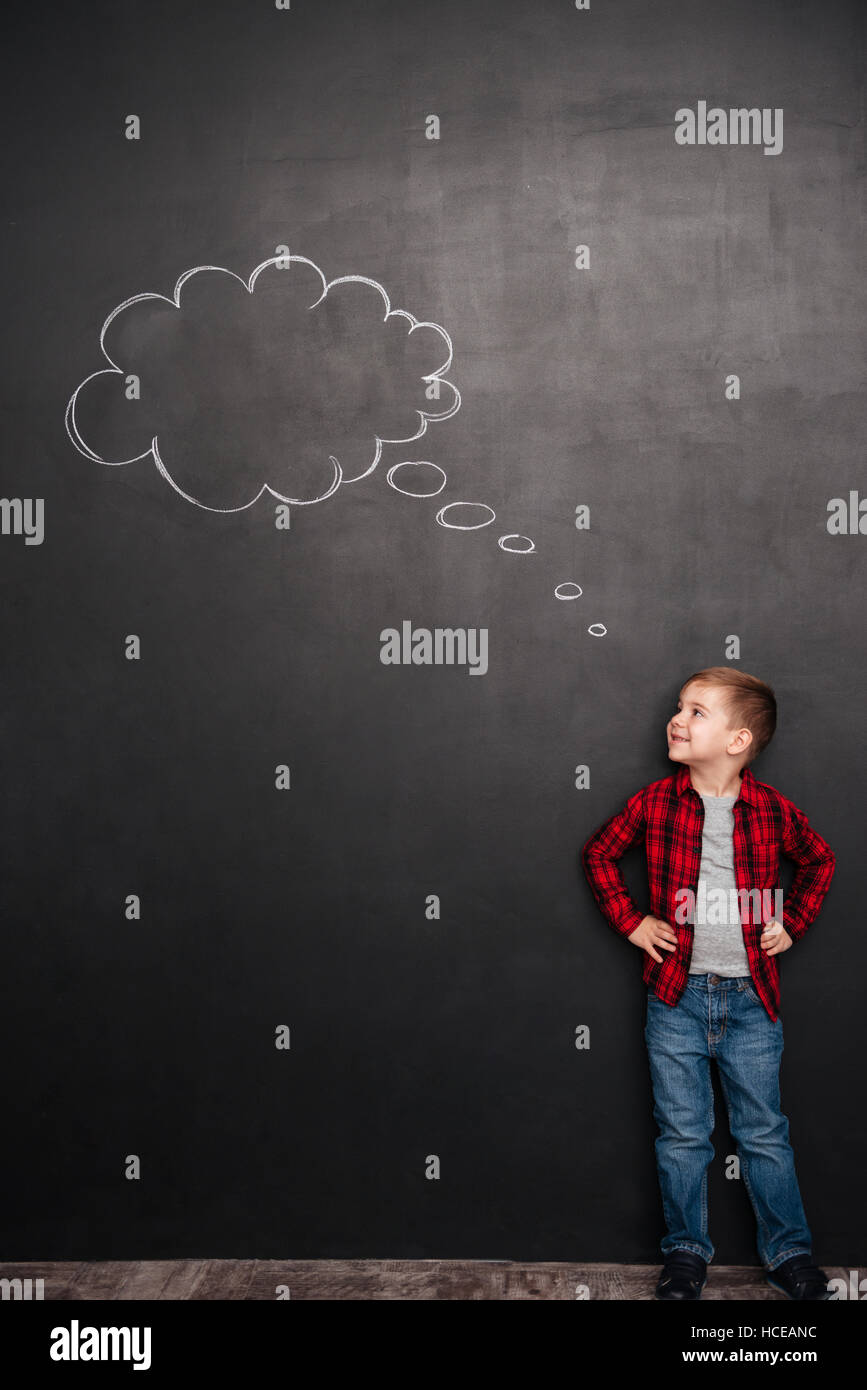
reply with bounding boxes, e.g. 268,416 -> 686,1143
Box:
1,0 -> 862,1266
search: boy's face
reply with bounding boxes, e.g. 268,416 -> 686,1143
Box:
667,681 -> 751,767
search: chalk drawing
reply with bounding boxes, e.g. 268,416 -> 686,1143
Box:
433,501 -> 497,530
65,253 -> 460,512
386,461 -> 447,497
66,251 -> 604,635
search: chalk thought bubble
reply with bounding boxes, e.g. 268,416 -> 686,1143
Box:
66,252 -> 602,633
65,254 -> 461,512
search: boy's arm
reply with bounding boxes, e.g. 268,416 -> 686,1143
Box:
581,788 -> 647,940
778,797 -> 836,943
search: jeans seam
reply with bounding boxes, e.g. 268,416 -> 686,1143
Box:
701,1079 -> 713,1256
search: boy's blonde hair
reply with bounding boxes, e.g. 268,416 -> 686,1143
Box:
680,667 -> 777,767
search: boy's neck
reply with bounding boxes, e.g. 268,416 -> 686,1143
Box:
687,762 -> 746,799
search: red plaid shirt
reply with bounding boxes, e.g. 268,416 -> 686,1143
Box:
581,764 -> 835,1021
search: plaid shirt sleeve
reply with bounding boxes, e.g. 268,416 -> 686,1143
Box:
779,796 -> 836,942
581,788 -> 648,940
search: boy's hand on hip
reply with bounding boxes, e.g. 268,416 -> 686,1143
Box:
761,919 -> 792,955
628,914 -> 678,964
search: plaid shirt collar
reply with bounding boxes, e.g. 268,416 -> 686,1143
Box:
674,762 -> 760,808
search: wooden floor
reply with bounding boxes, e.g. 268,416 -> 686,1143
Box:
0,1260 -> 844,1299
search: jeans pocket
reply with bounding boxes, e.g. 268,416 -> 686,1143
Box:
740,979 -> 762,1006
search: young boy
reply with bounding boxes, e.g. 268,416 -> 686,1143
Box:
581,667 -> 836,1300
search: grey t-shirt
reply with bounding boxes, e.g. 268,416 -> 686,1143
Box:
688,794 -> 751,977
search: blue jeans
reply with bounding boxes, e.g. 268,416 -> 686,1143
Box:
644,972 -> 813,1272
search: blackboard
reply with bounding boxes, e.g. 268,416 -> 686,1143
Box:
1,0 -> 862,1267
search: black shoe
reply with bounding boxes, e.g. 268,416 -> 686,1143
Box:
655,1250 -> 707,1300
766,1254 -> 832,1301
